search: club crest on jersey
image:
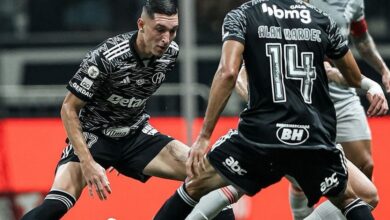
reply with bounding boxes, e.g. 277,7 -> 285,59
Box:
276,123 -> 310,145
87,66 -> 99,79
152,72 -> 165,84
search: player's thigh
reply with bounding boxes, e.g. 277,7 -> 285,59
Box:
346,159 -> 378,208
51,162 -> 86,200
185,158 -> 229,200
327,176 -> 358,210
341,140 -> 372,171
336,101 -> 371,144
143,139 -> 189,181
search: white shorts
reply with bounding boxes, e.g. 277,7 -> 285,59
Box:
335,100 -> 371,143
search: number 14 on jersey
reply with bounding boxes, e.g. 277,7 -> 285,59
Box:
266,43 -> 317,104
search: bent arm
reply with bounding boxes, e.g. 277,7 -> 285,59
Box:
199,40 -> 244,139
332,50 -> 363,88
333,50 -> 388,116
60,92 -> 91,162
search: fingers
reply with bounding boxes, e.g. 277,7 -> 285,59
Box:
102,174 -> 112,194
367,94 -> 388,116
186,151 -> 205,178
87,180 -> 94,198
93,173 -> 112,201
192,154 -> 200,177
380,99 -> 389,115
94,179 -> 106,200
87,175 -> 111,200
186,153 -> 194,178
366,94 -> 379,116
199,156 -> 207,172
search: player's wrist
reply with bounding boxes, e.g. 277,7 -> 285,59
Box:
361,77 -> 383,95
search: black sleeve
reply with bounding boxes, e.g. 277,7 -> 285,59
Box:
222,7 -> 247,44
325,18 -> 349,59
66,50 -> 110,101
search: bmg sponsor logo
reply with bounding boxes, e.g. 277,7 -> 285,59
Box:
261,3 -> 312,24
223,156 -> 247,176
276,123 -> 309,145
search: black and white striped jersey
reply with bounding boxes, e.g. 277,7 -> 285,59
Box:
222,0 -> 348,148
67,31 -> 179,134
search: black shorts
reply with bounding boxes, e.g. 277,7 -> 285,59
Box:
207,129 -> 348,207
57,122 -> 174,182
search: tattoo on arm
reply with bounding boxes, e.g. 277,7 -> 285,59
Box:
352,32 -> 388,74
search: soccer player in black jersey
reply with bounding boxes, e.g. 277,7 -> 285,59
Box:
21,1 -> 237,219
154,0 -> 388,220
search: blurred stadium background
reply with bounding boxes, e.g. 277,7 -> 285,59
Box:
0,0 -> 389,219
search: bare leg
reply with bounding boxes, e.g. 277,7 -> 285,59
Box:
21,162 -> 86,220
144,140 -> 235,219
341,140 -> 373,179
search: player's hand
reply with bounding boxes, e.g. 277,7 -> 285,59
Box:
80,160 -> 112,200
366,90 -> 389,117
381,70 -> 390,93
186,136 -> 210,178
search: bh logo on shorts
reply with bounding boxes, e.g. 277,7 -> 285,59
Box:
320,173 -> 339,194
223,156 -> 247,176
276,123 -> 310,145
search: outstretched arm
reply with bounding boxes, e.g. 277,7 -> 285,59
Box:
186,40 -> 244,178
61,93 -> 111,200
352,31 -> 390,92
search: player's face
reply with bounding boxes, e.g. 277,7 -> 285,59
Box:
143,13 -> 179,57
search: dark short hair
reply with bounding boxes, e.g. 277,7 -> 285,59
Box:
144,0 -> 178,18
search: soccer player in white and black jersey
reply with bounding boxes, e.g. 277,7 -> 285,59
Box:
21,1 -> 238,219
154,0 -> 388,220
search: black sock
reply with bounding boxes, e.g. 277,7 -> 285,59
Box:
213,206 -> 235,220
343,198 -> 374,220
154,184 -> 198,220
21,190 -> 76,220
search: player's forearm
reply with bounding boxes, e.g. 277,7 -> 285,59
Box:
200,68 -> 236,139
352,32 -> 390,75
333,50 -> 363,88
61,104 -> 92,162
235,66 -> 249,102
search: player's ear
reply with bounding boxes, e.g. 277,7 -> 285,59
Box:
137,18 -> 145,33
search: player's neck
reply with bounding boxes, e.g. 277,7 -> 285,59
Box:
135,34 -> 153,60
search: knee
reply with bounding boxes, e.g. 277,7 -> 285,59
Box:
185,179 -> 214,200
362,187 -> 379,209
